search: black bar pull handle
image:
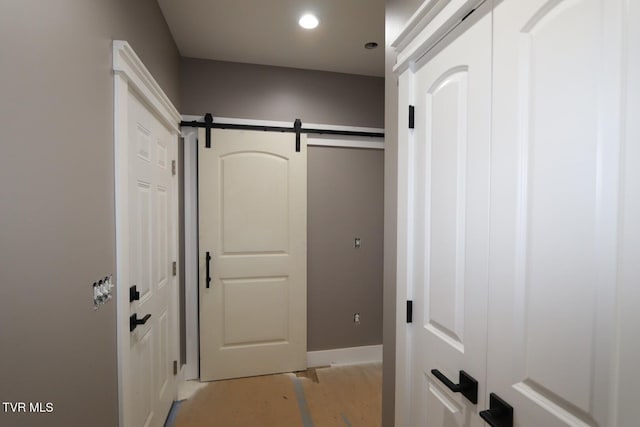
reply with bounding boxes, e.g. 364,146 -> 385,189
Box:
206,252 -> 212,288
130,313 -> 151,332
479,393 -> 513,427
430,369 -> 478,404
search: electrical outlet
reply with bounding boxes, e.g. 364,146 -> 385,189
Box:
354,313 -> 361,324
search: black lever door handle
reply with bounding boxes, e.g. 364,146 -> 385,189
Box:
479,393 -> 513,427
130,313 -> 151,332
431,369 -> 478,404
205,252 -> 212,288
129,285 -> 140,302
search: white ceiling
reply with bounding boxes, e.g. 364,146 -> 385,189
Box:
157,0 -> 385,77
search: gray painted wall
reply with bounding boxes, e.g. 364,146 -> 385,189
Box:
0,1 -> 180,426
383,0 -> 423,426
181,57 -> 384,128
308,147 -> 384,351
181,58 -> 385,351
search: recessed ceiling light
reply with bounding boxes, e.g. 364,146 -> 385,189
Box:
364,42 -> 379,49
299,14 -> 319,29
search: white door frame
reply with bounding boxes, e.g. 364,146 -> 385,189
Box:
181,120 -> 199,380
113,40 -> 182,427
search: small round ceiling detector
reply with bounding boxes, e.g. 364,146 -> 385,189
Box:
299,14 -> 319,29
364,42 -> 379,49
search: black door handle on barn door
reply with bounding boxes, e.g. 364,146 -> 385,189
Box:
129,313 -> 151,332
205,252 -> 212,288
479,393 -> 513,427
431,369 -> 478,404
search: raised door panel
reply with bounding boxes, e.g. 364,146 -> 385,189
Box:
134,180 -> 153,299
408,5 -> 492,426
489,0 -> 626,425
221,153 -> 289,254
222,277 -> 290,346
426,68 -> 468,352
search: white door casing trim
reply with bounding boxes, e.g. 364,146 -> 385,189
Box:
181,124 -> 199,380
113,40 -> 181,427
391,0 -> 485,74
113,41 -> 181,134
395,69 -> 414,427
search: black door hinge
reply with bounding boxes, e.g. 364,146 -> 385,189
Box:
173,360 -> 178,376
409,105 -> 415,129
407,300 -> 413,323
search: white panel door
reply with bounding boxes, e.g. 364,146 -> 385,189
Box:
487,0 -> 627,425
199,129 -> 307,381
408,7 -> 491,426
126,90 -> 177,427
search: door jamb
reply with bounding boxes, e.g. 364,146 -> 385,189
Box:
182,120 -> 200,380
113,40 -> 182,427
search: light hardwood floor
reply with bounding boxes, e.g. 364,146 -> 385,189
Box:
170,363 -> 382,427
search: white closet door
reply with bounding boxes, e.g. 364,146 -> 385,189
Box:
487,0 -> 627,425
408,7 -> 492,426
125,90 -> 177,427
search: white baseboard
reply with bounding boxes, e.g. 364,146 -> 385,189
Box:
307,345 -> 383,368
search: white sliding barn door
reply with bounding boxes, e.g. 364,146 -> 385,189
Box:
487,0 -> 628,425
408,7 -> 491,426
199,129 -> 307,381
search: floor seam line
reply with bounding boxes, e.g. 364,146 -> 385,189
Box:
293,376 -> 314,427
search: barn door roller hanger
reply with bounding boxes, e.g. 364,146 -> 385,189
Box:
180,113 -> 385,152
